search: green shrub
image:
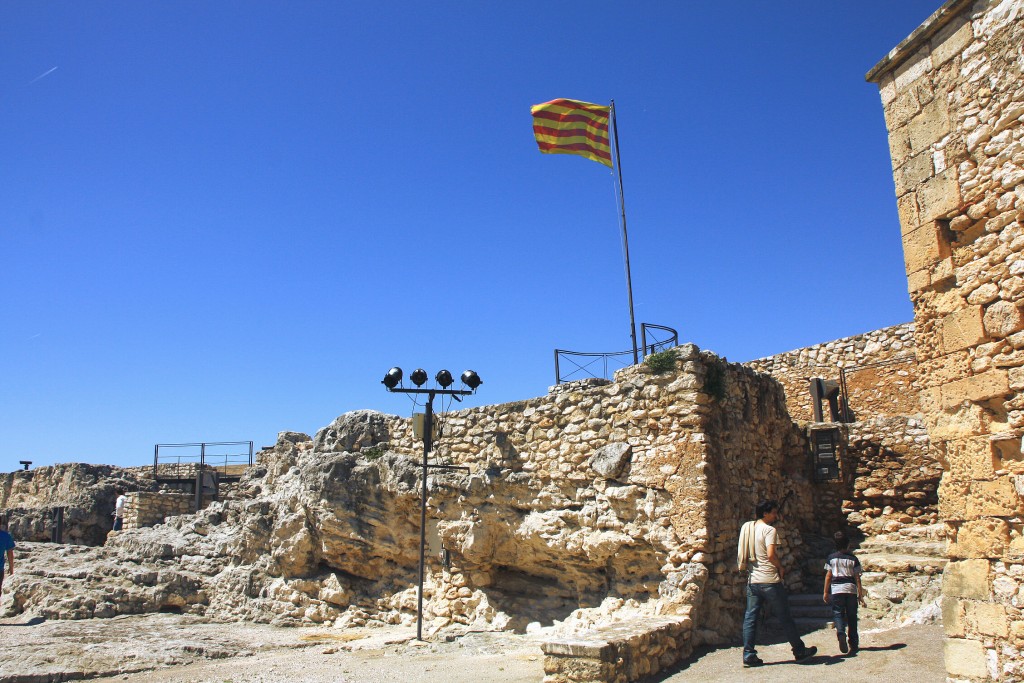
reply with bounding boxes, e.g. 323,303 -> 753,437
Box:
644,348 -> 678,374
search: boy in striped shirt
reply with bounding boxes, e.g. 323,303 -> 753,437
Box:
823,531 -> 864,654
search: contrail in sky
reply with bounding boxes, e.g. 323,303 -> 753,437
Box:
29,66 -> 58,85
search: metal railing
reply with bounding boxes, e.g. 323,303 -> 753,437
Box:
554,323 -> 679,385
153,441 -> 254,479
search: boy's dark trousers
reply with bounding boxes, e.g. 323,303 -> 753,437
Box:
830,593 -> 859,649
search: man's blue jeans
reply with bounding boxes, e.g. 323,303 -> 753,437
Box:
742,582 -> 806,660
830,593 -> 859,648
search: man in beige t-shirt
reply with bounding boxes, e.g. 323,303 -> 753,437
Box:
740,499 -> 816,667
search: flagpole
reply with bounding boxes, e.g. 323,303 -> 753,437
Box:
610,100 -> 639,365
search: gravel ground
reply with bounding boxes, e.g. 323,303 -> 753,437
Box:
0,612 -> 944,683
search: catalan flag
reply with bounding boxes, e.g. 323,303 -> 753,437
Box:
531,98 -> 613,167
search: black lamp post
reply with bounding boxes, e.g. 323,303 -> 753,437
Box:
381,367 -> 482,641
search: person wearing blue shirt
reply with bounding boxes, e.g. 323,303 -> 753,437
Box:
0,516 -> 15,594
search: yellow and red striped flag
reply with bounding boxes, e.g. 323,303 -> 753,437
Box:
531,98 -> 612,168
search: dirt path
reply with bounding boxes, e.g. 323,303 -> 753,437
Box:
0,613 -> 943,683
662,623 -> 944,682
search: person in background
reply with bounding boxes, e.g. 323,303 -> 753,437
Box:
0,515 -> 15,593
739,499 -> 817,668
823,530 -> 865,655
112,489 -> 127,531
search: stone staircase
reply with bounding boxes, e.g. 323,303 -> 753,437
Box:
798,525 -> 948,627
789,592 -> 834,631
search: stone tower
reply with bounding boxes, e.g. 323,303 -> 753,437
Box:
867,0 -> 1024,679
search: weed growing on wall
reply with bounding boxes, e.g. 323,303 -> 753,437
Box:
704,362 -> 727,401
645,348 -> 678,374
362,444 -> 389,460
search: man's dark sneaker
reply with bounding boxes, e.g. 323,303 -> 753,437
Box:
794,646 -> 818,663
743,656 -> 764,668
848,646 -> 859,656
837,632 -> 849,653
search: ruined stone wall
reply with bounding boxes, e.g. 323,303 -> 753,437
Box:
690,358 -> 813,643
0,464 -> 152,545
123,492 -> 194,531
0,461 -> 250,543
746,323 -> 920,422
867,0 -> 1024,678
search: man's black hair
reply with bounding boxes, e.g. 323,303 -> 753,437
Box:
755,499 -> 778,519
833,531 -> 850,550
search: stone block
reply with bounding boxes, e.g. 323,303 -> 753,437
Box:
968,601 -> 1009,637
909,98 -> 951,154
897,191 -> 920,235
889,126 -> 914,171
943,638 -> 989,679
931,257 -> 955,286
908,269 -> 931,293
590,443 -> 632,480
942,596 -> 965,637
956,519 -> 1010,558
942,559 -> 990,599
895,151 -> 934,196
893,46 -> 932,92
885,88 -> 922,131
918,170 -> 961,222
940,307 -> 987,355
967,478 -> 1023,518
903,221 -> 951,274
930,15 -> 972,68
983,300 -> 1024,338
941,370 -> 1010,408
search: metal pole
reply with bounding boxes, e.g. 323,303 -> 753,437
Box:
610,101 -> 639,365
554,349 -> 561,386
839,368 -> 851,423
417,391 -> 435,641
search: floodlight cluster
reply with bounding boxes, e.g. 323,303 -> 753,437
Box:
381,367 -> 482,391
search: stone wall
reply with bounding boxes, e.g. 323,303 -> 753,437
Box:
309,346 -> 813,650
122,492 -> 194,531
746,323 -> 920,422
845,416 -> 940,535
867,0 -> 1024,679
749,326 -> 938,543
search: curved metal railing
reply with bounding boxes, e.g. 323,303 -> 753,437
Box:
554,323 -> 679,384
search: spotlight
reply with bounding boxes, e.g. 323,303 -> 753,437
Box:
382,367 -> 403,389
410,368 -> 428,387
435,369 -> 454,388
461,370 -> 482,390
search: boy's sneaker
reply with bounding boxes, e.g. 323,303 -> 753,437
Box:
837,632 -> 849,654
794,646 -> 818,663
743,656 -> 764,668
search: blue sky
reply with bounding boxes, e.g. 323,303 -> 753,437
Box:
2,1 -> 941,469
